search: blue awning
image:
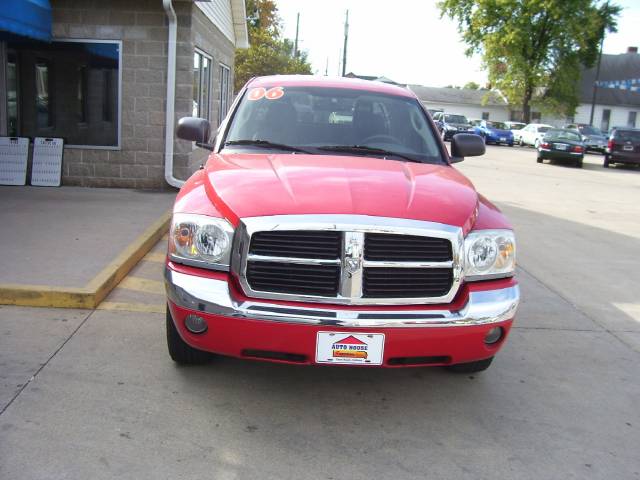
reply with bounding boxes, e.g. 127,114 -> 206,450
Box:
0,0 -> 52,42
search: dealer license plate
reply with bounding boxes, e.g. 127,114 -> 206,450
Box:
316,332 -> 385,365
554,143 -> 568,150
623,145 -> 634,151
500,137 -> 506,142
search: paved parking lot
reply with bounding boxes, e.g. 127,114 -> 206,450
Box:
1,146 -> 639,479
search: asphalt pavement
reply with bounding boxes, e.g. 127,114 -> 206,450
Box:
1,146 -> 639,479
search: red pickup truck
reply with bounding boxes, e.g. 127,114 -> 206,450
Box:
165,76 -> 519,373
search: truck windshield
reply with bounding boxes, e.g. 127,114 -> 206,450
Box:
224,86 -> 444,164
579,126 -> 604,136
444,114 -> 468,124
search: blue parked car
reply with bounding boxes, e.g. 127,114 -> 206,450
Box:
471,120 -> 514,146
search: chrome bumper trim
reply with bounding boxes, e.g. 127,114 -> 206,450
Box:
165,268 -> 520,328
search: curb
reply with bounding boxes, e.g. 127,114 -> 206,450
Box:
0,211 -> 171,309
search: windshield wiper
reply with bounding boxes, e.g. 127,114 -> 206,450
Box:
316,145 -> 420,163
224,139 -> 312,154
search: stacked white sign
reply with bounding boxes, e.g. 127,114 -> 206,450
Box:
0,137 -> 29,185
31,137 -> 64,187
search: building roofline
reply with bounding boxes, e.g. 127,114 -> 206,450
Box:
230,0 -> 249,48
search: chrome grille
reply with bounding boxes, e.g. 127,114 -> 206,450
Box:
246,261 -> 340,296
363,267 -> 453,298
250,230 -> 341,259
364,233 -> 452,262
232,215 -> 463,306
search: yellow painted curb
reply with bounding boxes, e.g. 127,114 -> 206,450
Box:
97,301 -> 165,314
0,211 -> 171,309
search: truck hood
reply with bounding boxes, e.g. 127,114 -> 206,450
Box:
204,153 -> 479,231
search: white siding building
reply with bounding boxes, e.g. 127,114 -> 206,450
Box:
408,48 -> 640,130
408,85 -> 510,122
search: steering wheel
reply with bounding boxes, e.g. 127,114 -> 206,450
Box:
360,134 -> 401,145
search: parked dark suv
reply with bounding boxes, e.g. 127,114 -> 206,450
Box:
604,128 -> 640,168
433,112 -> 475,141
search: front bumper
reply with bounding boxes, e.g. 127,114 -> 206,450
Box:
538,148 -> 583,160
443,128 -> 473,140
585,141 -> 606,152
165,266 -> 520,366
486,134 -> 513,144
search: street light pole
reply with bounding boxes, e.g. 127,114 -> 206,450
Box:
294,13 -> 300,58
341,10 -> 349,76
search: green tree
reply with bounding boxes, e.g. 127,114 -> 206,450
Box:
234,0 -> 313,92
439,0 -> 620,122
463,81 -> 481,90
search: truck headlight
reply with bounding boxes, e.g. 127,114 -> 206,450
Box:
169,213 -> 234,271
464,230 -> 516,280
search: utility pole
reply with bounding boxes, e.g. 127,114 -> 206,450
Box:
589,1 -> 608,127
589,33 -> 604,126
341,10 -> 349,76
294,13 -> 300,58
325,57 -> 329,76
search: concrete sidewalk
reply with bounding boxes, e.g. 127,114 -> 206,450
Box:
0,186 -> 175,308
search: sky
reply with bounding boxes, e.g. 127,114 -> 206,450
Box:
276,0 -> 640,87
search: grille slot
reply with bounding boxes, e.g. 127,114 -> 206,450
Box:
365,233 -> 452,261
246,261 -> 340,296
387,356 -> 451,366
363,267 -> 453,298
250,230 -> 341,259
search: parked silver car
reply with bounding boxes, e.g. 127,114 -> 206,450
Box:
517,123 -> 554,147
564,124 -> 607,153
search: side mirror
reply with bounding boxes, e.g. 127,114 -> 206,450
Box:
176,117 -> 211,144
450,133 -> 485,163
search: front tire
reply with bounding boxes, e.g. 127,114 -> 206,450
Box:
166,306 -> 212,365
519,138 -> 524,147
447,357 -> 494,373
537,154 -> 543,163
604,156 -> 610,168
576,158 -> 583,168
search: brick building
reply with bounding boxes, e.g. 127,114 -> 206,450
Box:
0,0 -> 248,188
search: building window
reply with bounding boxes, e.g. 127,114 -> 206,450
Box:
219,63 -> 231,124
628,111 -> 637,128
7,51 -> 19,136
601,109 -> 611,132
77,66 -> 88,123
102,69 -> 114,122
35,60 -> 52,129
193,50 -> 211,120
509,110 -> 523,122
481,111 -> 489,120
6,39 -> 120,147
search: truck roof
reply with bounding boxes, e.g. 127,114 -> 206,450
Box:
247,75 -> 415,99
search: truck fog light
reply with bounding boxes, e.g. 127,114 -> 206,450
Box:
185,314 -> 208,334
484,327 -> 503,345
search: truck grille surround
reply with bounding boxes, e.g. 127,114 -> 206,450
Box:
232,216 -> 464,306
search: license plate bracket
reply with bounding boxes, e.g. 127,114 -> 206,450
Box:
316,332 -> 385,365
